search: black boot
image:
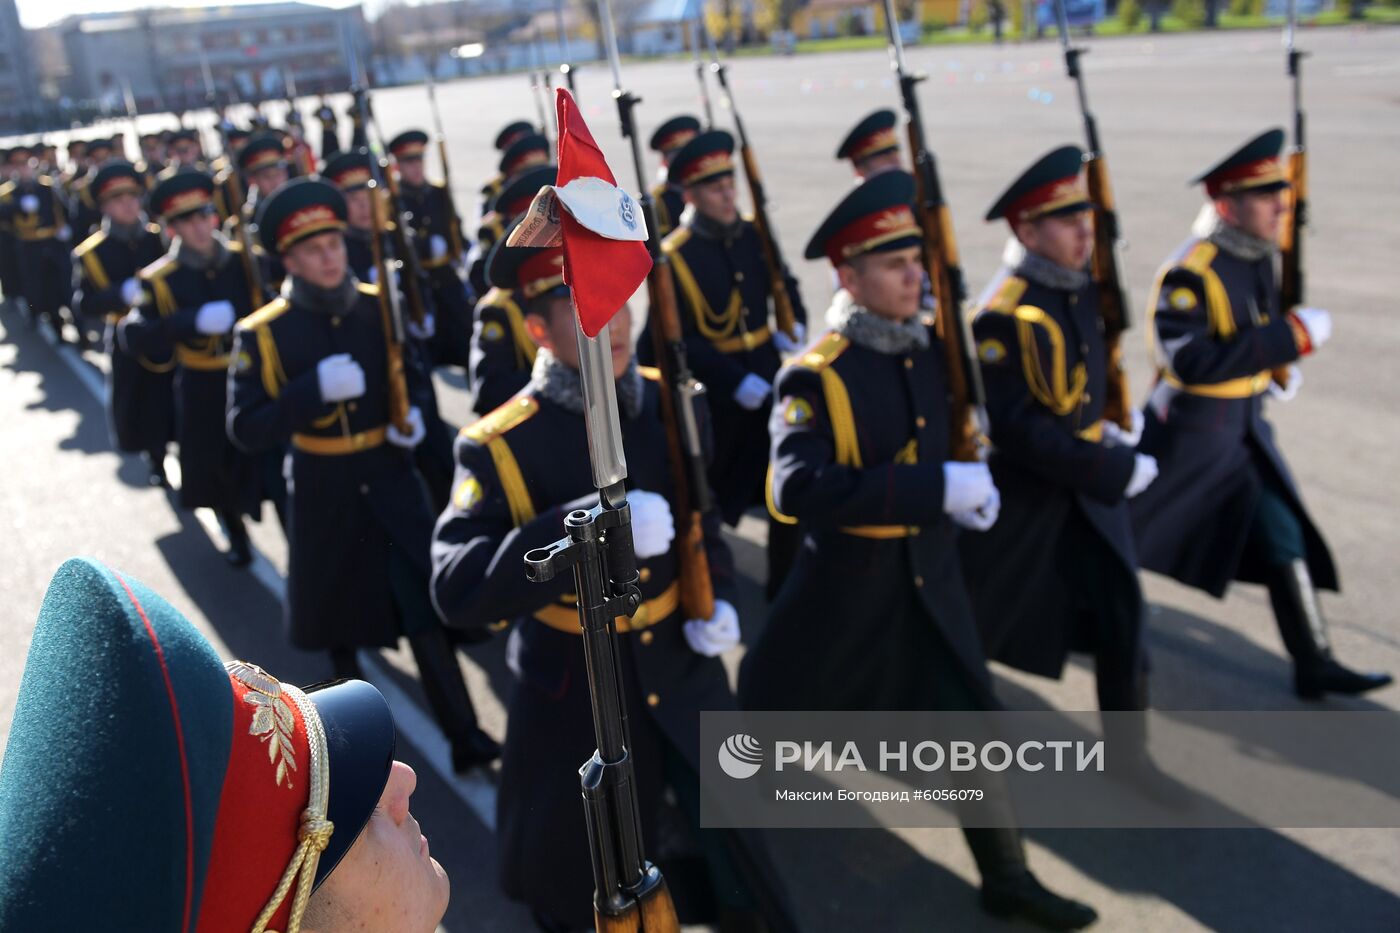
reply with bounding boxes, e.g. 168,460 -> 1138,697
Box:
1101,711 -> 1191,810
965,828 -> 1098,931
219,508 -> 252,568
408,626 -> 501,773
1267,560 -> 1392,699
142,450 -> 168,488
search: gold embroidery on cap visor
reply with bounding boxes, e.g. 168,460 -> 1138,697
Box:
161,189 -> 213,219
97,178 -> 144,202
332,168 -> 372,190
276,205 -> 346,253
681,152 -> 734,186
1216,159 -> 1287,193
1014,176 -> 1091,223
848,128 -> 900,163
838,207 -> 921,260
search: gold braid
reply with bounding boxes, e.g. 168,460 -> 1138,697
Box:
250,683 -> 334,933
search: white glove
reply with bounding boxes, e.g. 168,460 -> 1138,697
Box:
366,265 -> 379,285
387,406 -> 426,449
1124,453 -> 1159,499
951,486 -> 1000,532
1101,408 -> 1145,448
316,353 -> 366,403
406,311 -> 436,341
429,234 -> 449,259
942,461 -> 996,515
120,277 -> 142,307
733,373 -> 772,411
684,599 -> 741,657
1267,364 -> 1303,402
18,194 -> 38,214
628,490 -> 675,560
772,321 -> 807,355
194,299 -> 236,335
1292,307 -> 1331,351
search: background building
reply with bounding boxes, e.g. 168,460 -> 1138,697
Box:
0,0 -> 38,132
57,3 -> 367,116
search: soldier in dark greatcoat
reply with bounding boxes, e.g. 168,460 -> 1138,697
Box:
1130,128 -> 1391,699
647,114 -> 700,238
741,171 -> 1097,931
226,177 -> 500,771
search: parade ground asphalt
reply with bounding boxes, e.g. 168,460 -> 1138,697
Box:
2,25 -> 1399,932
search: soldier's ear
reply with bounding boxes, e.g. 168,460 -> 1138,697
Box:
835,258 -> 862,294
523,311 -> 552,350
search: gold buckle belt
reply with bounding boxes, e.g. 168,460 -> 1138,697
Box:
292,426 -> 387,455
176,348 -> 231,371
714,325 -> 772,354
533,581 -> 680,634
841,525 -> 920,539
18,228 -> 58,241
1076,420 -> 1105,442
1163,370 -> 1271,399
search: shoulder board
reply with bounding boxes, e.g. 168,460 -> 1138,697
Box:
983,276 -> 1029,316
0,180 -> 14,197
138,254 -> 179,282
661,225 -> 691,255
479,286 -> 516,309
237,298 -> 291,332
355,281 -> 380,299
788,331 -> 851,373
37,176 -> 53,189
1181,240 -> 1218,276
462,395 -> 540,445
226,239 -> 244,254
649,181 -> 667,198
73,229 -> 107,259
638,365 -> 662,382
145,222 -> 163,236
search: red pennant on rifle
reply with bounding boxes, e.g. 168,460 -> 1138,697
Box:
554,88 -> 653,338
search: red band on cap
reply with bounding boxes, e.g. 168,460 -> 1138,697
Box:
824,204 -> 920,266
1005,173 -> 1090,224
330,167 -> 372,190
161,188 -> 213,219
1205,156 -> 1285,198
847,127 -> 899,164
678,151 -> 734,186
97,176 -> 143,202
520,248 -> 566,297
502,149 -> 549,177
276,204 -> 344,252
391,142 -> 427,159
656,128 -> 698,154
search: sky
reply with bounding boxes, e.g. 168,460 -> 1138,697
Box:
16,0 -> 363,30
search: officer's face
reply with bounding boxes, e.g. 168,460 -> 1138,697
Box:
685,174 -> 739,226
170,209 -> 219,254
839,245 -> 924,322
855,151 -> 903,181
103,192 -> 142,227
284,231 -> 349,290
1219,189 -> 1286,243
527,296 -> 634,380
252,165 -> 289,196
1017,210 -> 1093,271
397,155 -> 426,187
171,140 -> 202,165
345,189 -> 372,231
303,762 -> 449,933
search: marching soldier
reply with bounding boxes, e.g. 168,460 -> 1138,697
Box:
467,165 -> 554,415
741,171 -> 1097,931
959,147 -> 1169,766
647,114 -> 700,238
1130,129 -> 1391,699
479,119 -> 535,211
70,161 -> 172,484
118,171 -> 265,566
161,128 -> 207,173
657,129 -> 808,598
835,109 -> 905,181
228,131 -> 291,294
0,557 -> 447,933
467,120 -> 537,298
284,107 -> 317,177
211,126 -> 252,222
431,241 -> 794,933
227,177 -> 500,771
69,137 -> 116,239
323,148 -> 457,510
316,95 -> 341,158
1,144 -> 74,337
138,132 -> 167,180
388,129 -> 472,368
0,148 -> 21,308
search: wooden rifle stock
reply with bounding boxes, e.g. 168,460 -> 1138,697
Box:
375,172 -> 429,327
736,145 -> 798,340
646,254 -> 715,624
593,868 -> 679,933
1083,155 -> 1133,429
366,179 -> 412,434
1279,148 -> 1306,313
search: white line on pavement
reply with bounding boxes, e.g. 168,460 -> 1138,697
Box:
36,316 -> 499,832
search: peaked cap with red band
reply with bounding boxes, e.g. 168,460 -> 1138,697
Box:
835,109 -> 900,165
551,88 -> 653,338
91,160 -> 146,203
150,170 -> 217,222
805,169 -> 922,267
0,558 -> 395,931
984,145 -> 1091,225
1193,127 -> 1289,199
255,177 -> 348,255
499,132 -> 552,179
648,114 -> 701,157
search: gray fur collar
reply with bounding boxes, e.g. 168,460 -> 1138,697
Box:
826,289 -> 930,355
103,216 -> 149,246
173,232 -> 232,272
1005,236 -> 1089,291
686,204 -> 744,243
285,274 -> 360,316
530,347 -> 644,419
1193,204 -> 1275,262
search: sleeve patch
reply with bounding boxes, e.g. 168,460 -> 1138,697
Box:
481,320 -> 505,342
1169,287 -> 1198,311
452,471 -> 484,513
782,396 -> 814,427
233,350 -> 252,374
978,338 -> 1008,364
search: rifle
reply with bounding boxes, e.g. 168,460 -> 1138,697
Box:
689,18 -> 715,128
528,38 -> 551,144
553,0 -> 578,99
1277,0 -> 1307,390
603,0 -> 715,627
1051,0 -> 1132,429
119,80 -> 141,166
700,22 -> 798,341
879,0 -> 986,462
425,68 -> 453,194
349,57 -> 413,435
